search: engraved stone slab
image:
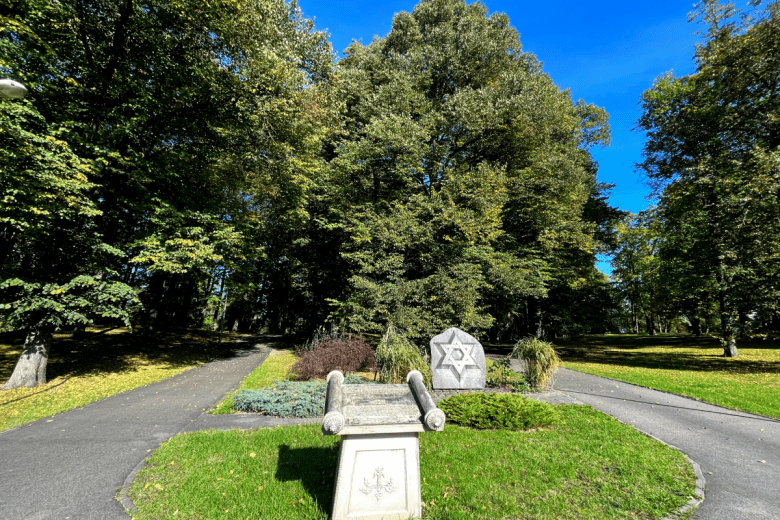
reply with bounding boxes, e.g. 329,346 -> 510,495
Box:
341,384 -> 423,429
430,327 -> 486,389
331,433 -> 421,520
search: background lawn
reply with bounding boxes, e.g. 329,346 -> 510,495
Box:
128,407 -> 696,520
0,328 -> 263,432
558,334 -> 780,420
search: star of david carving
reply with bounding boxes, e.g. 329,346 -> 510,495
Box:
434,332 -> 479,378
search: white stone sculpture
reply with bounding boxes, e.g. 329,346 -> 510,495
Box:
322,370 -> 445,520
430,327 -> 486,389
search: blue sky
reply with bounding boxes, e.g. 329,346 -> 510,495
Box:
296,0 -> 751,271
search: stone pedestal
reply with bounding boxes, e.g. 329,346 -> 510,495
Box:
322,370 -> 445,520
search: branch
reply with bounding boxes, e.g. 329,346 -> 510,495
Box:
98,0 -> 133,97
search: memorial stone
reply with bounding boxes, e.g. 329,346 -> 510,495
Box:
322,370 -> 445,520
430,327 -> 486,389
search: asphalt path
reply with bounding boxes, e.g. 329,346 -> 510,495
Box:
0,337 -> 317,520
3,342 -> 778,520
554,367 -> 780,520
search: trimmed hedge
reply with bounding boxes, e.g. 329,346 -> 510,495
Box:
438,392 -> 559,430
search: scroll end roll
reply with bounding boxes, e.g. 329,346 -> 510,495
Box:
326,370 -> 344,385
424,408 -> 446,431
322,411 -> 345,435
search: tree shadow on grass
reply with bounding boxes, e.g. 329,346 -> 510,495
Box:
276,444 -> 338,516
0,329 -> 295,386
556,334 -> 780,375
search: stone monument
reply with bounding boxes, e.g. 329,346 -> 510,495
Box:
322,369 -> 445,520
430,327 -> 486,389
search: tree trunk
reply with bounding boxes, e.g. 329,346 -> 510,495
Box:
719,290 -> 739,357
691,316 -> 702,336
2,327 -> 53,389
70,322 -> 87,338
644,313 -> 656,335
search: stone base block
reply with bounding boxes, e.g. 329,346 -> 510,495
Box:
331,432 -> 421,520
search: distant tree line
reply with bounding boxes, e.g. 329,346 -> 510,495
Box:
610,0 -> 780,357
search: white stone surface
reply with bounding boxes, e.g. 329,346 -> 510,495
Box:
331,433 -> 422,520
430,327 -> 486,389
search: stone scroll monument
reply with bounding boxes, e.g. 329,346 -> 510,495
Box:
430,327 -> 486,389
322,370 -> 446,520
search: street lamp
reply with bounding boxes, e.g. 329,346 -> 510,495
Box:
0,79 -> 28,99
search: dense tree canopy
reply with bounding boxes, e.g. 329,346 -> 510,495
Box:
1,0 -> 620,387
0,0 -> 333,386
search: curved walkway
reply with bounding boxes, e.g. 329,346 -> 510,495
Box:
0,337 -> 315,520
2,342 -> 778,520
554,367 -> 780,520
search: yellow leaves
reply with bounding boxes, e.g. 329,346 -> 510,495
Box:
257,485 -> 264,491
154,484 -> 163,490
249,452 -> 256,458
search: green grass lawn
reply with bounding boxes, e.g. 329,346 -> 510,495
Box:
0,328 -> 256,432
128,406 -> 695,520
558,333 -> 780,420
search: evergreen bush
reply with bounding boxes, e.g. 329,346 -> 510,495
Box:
291,334 -> 376,380
375,327 -> 431,386
438,392 -> 559,430
233,380 -> 325,418
232,376 -> 372,417
511,337 -> 559,390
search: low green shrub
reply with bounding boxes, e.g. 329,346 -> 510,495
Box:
233,375 -> 371,417
486,357 -> 529,391
438,392 -> 559,430
511,337 -> 559,390
233,380 -> 325,417
375,327 -> 432,386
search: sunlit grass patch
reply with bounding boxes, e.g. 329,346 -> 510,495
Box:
0,328 -> 253,432
209,349 -> 299,415
559,334 -> 780,419
129,406 -> 695,520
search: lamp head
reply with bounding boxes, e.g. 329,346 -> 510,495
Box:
0,79 -> 28,99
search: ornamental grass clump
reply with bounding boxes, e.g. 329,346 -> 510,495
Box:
375,327 -> 431,387
438,393 -> 559,430
291,334 -> 376,380
511,337 -> 559,390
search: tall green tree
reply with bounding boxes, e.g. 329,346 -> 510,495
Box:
321,0 -> 610,344
638,0 -> 780,356
1,0 -> 332,387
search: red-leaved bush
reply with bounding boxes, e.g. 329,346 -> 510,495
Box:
292,335 -> 377,380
